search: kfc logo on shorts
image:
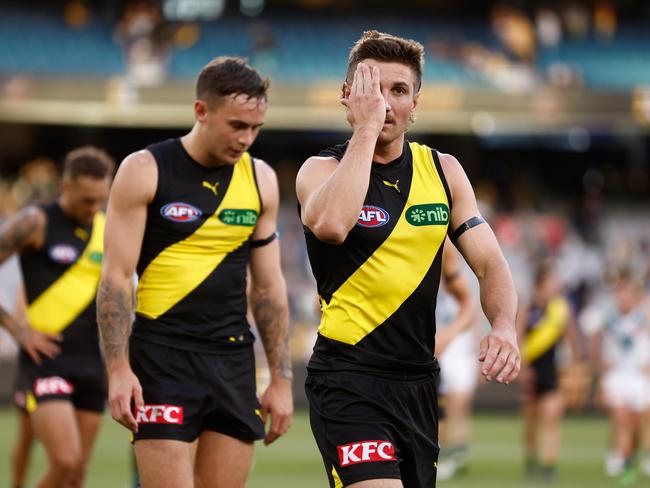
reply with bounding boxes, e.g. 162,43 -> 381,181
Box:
135,404 -> 184,424
337,440 -> 397,467
34,377 -> 74,397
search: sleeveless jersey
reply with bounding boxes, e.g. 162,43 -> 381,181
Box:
602,303 -> 650,373
20,202 -> 104,353
133,138 -> 262,352
304,140 -> 451,374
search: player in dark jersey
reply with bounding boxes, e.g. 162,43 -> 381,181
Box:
8,283 -> 37,488
517,260 -> 574,481
0,146 -> 114,488
296,31 -> 520,487
434,240 -> 478,481
97,56 -> 292,488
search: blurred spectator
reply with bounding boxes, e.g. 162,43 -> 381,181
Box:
594,0 -> 617,41
250,21 -> 278,76
114,0 -> 172,86
63,0 -> 91,30
0,157 -> 59,218
563,2 -> 591,40
536,8 -> 562,48
492,4 -> 537,64
10,157 -> 59,210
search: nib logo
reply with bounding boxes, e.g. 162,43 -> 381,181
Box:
135,405 -> 184,424
337,440 -> 396,467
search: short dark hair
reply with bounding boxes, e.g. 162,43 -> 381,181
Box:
346,30 -> 425,91
63,146 -> 115,180
196,56 -> 269,106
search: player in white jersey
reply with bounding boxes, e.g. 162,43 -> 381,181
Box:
592,270 -> 650,479
435,239 -> 477,480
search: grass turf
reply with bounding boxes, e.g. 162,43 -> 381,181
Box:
0,408 -> 647,487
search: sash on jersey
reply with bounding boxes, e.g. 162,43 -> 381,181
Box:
27,212 -> 105,334
523,297 -> 570,362
319,143 -> 448,345
136,154 -> 260,319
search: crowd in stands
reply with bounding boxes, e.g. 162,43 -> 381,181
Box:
0,1 -> 648,89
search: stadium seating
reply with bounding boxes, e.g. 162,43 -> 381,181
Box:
0,7 -> 648,89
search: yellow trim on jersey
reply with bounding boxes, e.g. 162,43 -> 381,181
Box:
319,143 -> 448,345
136,153 -> 260,319
26,212 -> 105,334
331,466 -> 343,488
523,297 -> 570,363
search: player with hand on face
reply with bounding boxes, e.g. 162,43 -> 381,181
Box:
297,31 -> 520,487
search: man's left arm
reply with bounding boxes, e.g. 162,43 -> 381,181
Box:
440,152 -> 520,385
249,158 -> 293,445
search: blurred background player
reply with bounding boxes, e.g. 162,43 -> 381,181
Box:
0,145 -> 114,488
591,268 -> 650,482
435,238 -> 478,480
10,285 -> 36,488
517,259 -> 576,481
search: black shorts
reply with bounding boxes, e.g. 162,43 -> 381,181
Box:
130,337 -> 265,443
532,362 -> 558,396
306,372 -> 440,488
13,360 -> 32,413
19,348 -> 107,413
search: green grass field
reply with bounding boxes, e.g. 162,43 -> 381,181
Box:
1,408 -> 646,487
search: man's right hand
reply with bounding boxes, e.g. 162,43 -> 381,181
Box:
15,325 -> 61,364
341,62 -> 386,136
107,363 -> 144,433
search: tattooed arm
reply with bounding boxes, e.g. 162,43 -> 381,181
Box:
250,158 -> 293,445
0,207 -> 61,363
0,206 -> 45,262
98,150 -> 156,432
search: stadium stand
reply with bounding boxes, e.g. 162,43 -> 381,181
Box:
1,6 -> 648,89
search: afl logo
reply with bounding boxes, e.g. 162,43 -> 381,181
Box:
48,244 -> 79,264
160,202 -> 202,223
357,206 -> 389,228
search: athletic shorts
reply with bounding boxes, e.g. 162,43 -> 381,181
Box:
602,370 -> 650,412
130,337 -> 265,443
13,360 -> 31,413
306,371 -> 440,488
531,361 -> 558,396
439,331 -> 478,395
19,348 -> 107,413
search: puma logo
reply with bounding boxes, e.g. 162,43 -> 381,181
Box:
74,227 -> 89,241
382,179 -> 400,193
202,181 -> 220,196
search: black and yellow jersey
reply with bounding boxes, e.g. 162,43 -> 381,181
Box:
20,202 -> 104,353
132,138 -> 262,352
304,140 -> 451,375
523,298 -> 570,366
